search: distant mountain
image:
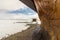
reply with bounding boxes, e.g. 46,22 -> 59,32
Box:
8,7 -> 36,15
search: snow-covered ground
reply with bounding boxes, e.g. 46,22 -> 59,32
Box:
0,19 -> 41,39
0,19 -> 30,39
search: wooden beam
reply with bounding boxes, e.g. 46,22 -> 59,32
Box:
20,0 -> 37,12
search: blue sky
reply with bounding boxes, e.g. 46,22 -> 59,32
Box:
7,7 -> 36,15
0,0 -> 38,19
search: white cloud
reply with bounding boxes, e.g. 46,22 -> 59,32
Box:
0,0 -> 27,10
0,0 -> 38,19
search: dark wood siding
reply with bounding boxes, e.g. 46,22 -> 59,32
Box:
20,0 -> 37,12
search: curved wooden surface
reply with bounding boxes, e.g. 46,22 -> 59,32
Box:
33,0 -> 60,40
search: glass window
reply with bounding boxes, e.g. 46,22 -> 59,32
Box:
0,0 -> 40,39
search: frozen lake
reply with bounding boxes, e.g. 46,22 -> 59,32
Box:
0,19 -> 31,39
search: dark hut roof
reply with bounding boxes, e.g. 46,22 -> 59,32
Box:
20,0 -> 37,12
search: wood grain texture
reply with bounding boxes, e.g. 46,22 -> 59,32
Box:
34,0 -> 60,40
